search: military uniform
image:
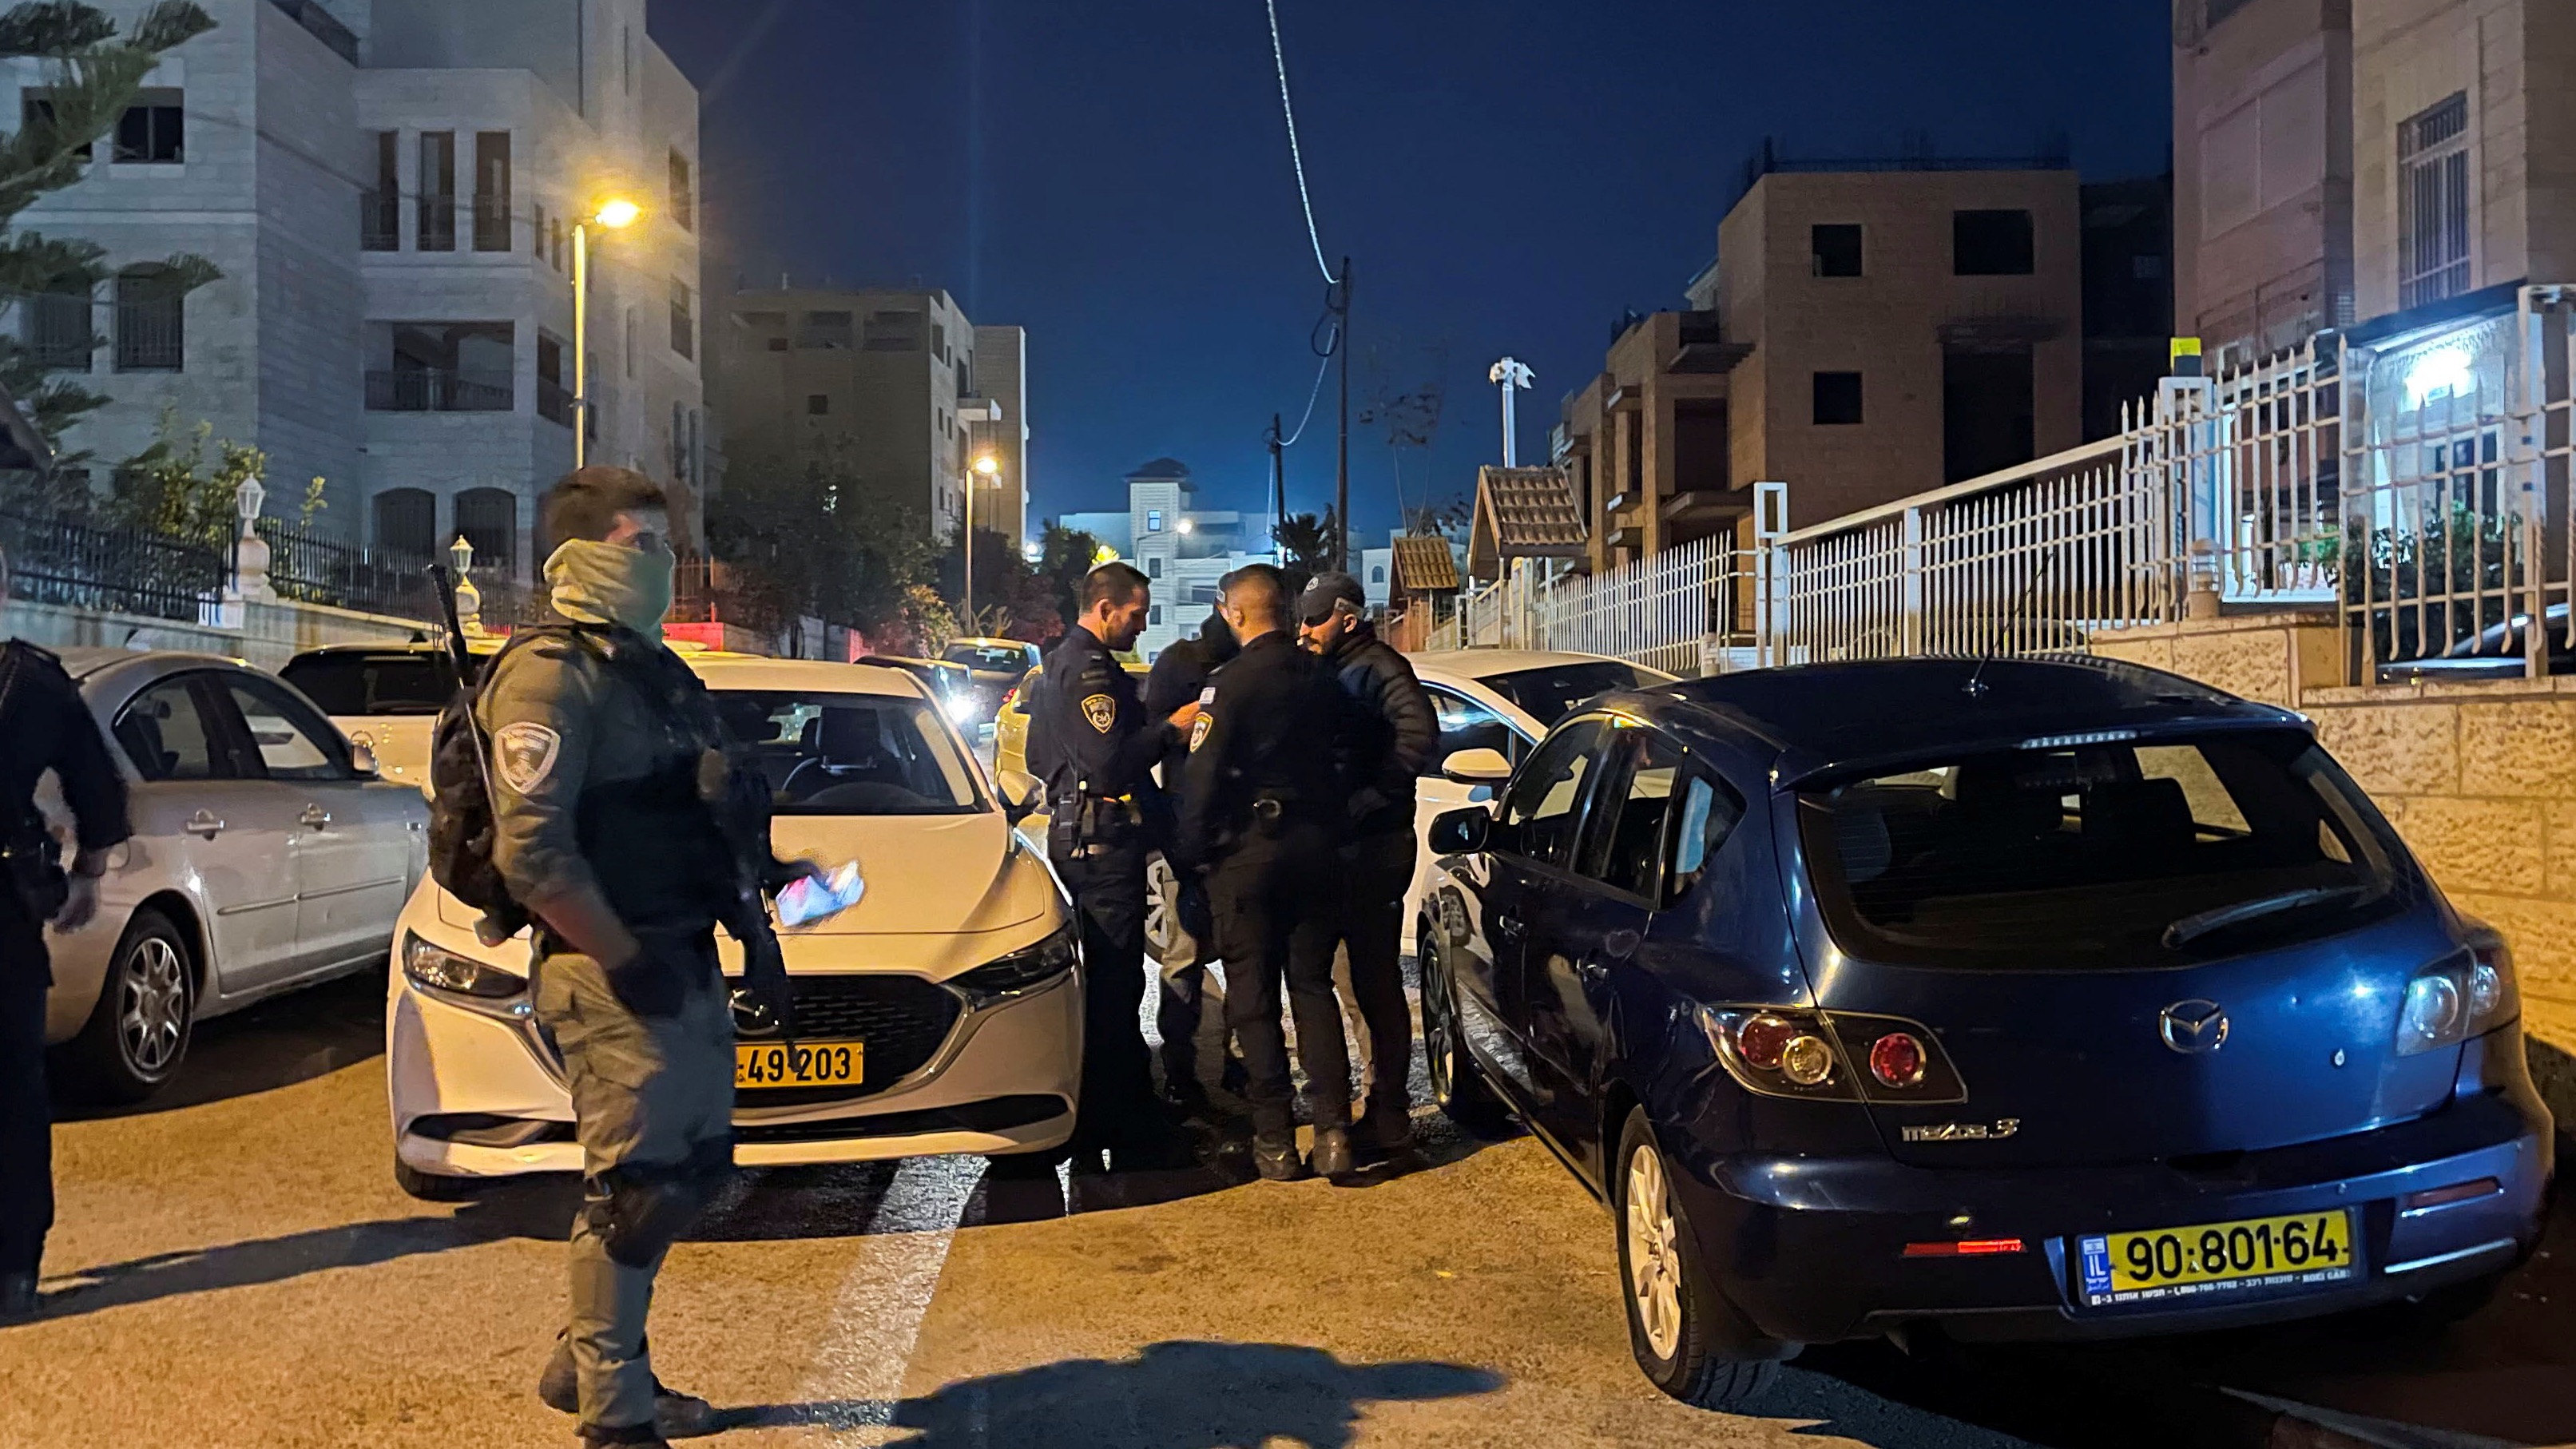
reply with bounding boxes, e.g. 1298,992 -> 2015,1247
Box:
1175,632 -> 1351,1156
0,640 -> 129,1313
1027,626 -> 1177,1154
480,626 -> 738,1443
1141,611 -> 1238,1105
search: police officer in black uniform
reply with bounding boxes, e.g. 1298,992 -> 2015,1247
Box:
0,542 -> 131,1323
1176,566 -> 1356,1181
1026,562 -> 1197,1167
1141,596 -> 1239,1111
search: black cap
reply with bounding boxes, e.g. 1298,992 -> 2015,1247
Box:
1297,571 -> 1366,625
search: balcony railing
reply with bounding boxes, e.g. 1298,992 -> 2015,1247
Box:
471,193 -> 511,252
360,191 -> 399,251
537,377 -> 575,427
366,368 -> 512,413
418,195 -> 455,252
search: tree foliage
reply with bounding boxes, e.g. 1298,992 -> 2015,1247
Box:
1272,508 -> 1341,599
705,442 -> 945,646
102,411 -> 263,548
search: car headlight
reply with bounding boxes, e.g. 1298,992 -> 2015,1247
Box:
403,931 -> 531,1017
951,922 -> 1078,1006
947,694 -> 979,724
2396,934 -> 2518,1056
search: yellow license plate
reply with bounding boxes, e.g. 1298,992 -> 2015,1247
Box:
734,1041 -> 863,1089
2077,1209 -> 2357,1308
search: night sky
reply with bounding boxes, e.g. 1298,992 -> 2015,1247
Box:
648,0 -> 2174,541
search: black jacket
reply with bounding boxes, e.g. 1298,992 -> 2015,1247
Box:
1176,632 -> 1344,867
1144,610 -> 1237,716
1316,622 -> 1436,840
0,641 -> 129,856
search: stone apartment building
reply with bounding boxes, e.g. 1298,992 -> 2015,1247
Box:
1551,158 -> 2086,568
13,0 -> 706,585
2174,0 -> 2576,362
1057,457 -> 1268,661
712,288 -> 1031,550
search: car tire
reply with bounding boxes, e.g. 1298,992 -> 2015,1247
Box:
393,1157 -> 485,1202
57,907 -> 194,1105
1419,929 -> 1506,1133
1613,1107 -> 1790,1411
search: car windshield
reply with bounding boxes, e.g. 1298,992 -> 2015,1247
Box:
1798,730 -> 2407,968
943,643 -> 1030,671
1479,661 -> 1665,727
715,690 -> 982,816
279,652 -> 456,716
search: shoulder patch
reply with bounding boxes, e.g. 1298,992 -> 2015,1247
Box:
1081,693 -> 1117,734
492,721 -> 562,793
1189,713 -> 1214,752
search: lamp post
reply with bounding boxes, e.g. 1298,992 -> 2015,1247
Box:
573,197 -> 642,470
228,474 -> 272,605
964,451 -> 999,631
1489,357 -> 1534,468
447,534 -> 484,636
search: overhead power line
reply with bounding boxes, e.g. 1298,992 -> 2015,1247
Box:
1265,0 -> 1338,286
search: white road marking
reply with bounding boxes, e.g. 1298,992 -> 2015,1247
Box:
795,1154 -> 982,1438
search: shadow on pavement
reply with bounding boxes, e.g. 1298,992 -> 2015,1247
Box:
52,967 -> 388,1121
26,1178 -> 574,1323
720,1340 -> 1504,1447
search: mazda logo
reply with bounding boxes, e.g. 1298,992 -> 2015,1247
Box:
729,988 -> 780,1038
2159,999 -> 2229,1054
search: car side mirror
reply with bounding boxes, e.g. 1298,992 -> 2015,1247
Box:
1428,805 -> 1492,856
347,743 -> 381,779
1439,747 -> 1513,784
994,768 -> 1045,824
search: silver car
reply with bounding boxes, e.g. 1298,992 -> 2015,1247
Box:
42,650 -> 428,1102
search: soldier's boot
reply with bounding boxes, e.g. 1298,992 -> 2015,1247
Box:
540,1332 -> 720,1439
1251,1133 -> 1311,1181
1309,1125 -> 1357,1181
0,1272 -> 37,1323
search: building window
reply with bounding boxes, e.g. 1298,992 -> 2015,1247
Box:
1953,209 -> 2034,276
24,282 -> 90,371
2399,93 -> 2472,309
549,216 -> 564,271
454,487 -> 517,574
530,200 -> 546,261
1371,565 -> 1385,584
1146,509 -> 1164,533
1943,347 -> 2035,484
418,131 -> 456,251
622,26 -> 635,94
1812,371 -> 1863,426
669,280 -> 693,359
1149,605 -> 1165,625
625,308 -> 637,377
863,309 -> 923,351
22,94 -> 91,163
373,487 -> 435,558
113,267 -> 183,371
536,332 -> 571,427
472,132 -> 511,252
113,92 -> 182,164
357,130 -> 399,251
1812,224 -> 1863,277
669,150 -> 694,232
800,311 -> 855,349
1147,557 -> 1163,578
931,322 -> 947,361
807,394 -> 829,415
366,321 -> 514,411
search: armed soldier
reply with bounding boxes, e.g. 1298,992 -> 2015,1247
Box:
1177,566 -> 1355,1180
1141,593 -> 1240,1113
466,467 -> 802,1447
1026,562 -> 1199,1169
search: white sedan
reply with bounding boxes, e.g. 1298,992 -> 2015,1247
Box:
44,650 -> 428,1102
1401,650 -> 1677,951
386,653 -> 1080,1198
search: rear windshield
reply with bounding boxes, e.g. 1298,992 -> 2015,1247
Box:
279,653 -> 454,716
1798,731 -> 2408,968
715,690 -> 982,816
943,643 -> 1032,671
1482,661 -> 1665,727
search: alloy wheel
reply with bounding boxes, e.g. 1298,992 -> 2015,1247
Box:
1625,1141 -> 1686,1361
1423,942 -> 1458,1104
1145,856 -> 1179,962
119,935 -> 189,1078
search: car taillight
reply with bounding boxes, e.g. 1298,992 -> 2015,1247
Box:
1698,1006 -> 1967,1104
2396,932 -> 2518,1056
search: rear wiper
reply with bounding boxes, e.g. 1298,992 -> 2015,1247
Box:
2162,884 -> 2371,949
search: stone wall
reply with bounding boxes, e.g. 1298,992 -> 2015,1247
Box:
8,596 -> 428,673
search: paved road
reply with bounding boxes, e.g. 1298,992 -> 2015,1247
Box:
3,967 -> 2569,1449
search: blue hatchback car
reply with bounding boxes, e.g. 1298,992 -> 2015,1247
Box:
1417,657 -> 2551,1410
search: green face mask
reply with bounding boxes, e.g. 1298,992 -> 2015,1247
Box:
546,538 -> 675,643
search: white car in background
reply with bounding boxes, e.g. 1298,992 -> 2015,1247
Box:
43,650 -> 428,1102
281,639 -> 500,794
386,653 -> 1080,1198
1401,650 -> 1677,950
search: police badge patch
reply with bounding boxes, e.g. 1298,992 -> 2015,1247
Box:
493,721 -> 562,793
1189,713 -> 1213,752
1082,693 -> 1117,733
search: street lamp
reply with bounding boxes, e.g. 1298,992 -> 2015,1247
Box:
447,534 -> 485,635
964,451 -> 1000,631
573,197 -> 642,470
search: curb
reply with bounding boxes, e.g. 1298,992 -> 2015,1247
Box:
2229,1391 -> 2529,1449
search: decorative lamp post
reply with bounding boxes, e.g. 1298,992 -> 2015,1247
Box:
229,474 -> 274,604
447,534 -> 486,635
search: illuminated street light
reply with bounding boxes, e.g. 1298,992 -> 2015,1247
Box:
573,197 -> 644,468
964,451 -> 1004,628
1176,518 -> 1194,535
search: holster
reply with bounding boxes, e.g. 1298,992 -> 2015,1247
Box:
0,813 -> 67,924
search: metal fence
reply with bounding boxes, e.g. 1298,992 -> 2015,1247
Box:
253,519 -> 441,620
0,510 -> 223,621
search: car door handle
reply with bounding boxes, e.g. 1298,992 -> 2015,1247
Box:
299,805 -> 333,830
1495,913 -> 1523,940
185,810 -> 224,839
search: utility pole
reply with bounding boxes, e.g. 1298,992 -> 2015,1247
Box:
1489,357 -> 1534,467
1334,255 -> 1352,572
1268,411 -> 1286,565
